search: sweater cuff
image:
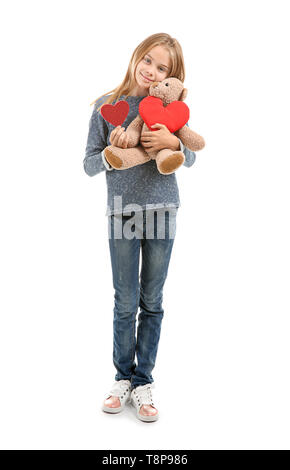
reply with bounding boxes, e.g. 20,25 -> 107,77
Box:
102,150 -> 113,171
177,138 -> 185,152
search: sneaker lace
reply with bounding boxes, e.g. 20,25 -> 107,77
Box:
133,383 -> 155,405
108,380 -> 130,398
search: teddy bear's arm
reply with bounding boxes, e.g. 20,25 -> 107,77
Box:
125,115 -> 144,148
175,125 -> 205,151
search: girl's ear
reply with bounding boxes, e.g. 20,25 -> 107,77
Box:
179,88 -> 188,101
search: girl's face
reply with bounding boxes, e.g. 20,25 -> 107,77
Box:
133,45 -> 171,96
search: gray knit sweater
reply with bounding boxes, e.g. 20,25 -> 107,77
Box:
83,95 -> 196,216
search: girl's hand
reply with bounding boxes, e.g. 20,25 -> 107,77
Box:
110,125 -> 129,148
140,123 -> 180,152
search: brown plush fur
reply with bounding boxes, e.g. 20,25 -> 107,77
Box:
104,77 -> 205,175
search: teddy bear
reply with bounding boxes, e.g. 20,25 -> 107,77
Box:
103,77 -> 205,175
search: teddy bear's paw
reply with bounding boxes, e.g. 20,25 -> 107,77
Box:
158,151 -> 185,175
104,148 -> 123,169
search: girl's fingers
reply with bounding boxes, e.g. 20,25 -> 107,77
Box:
115,127 -> 124,141
120,134 -> 129,149
118,132 -> 128,148
113,126 -> 122,140
124,134 -> 129,148
110,126 -> 125,146
110,128 -> 118,145
112,126 -> 121,136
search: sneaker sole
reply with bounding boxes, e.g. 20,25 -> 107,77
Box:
136,411 -> 159,422
102,404 -> 123,413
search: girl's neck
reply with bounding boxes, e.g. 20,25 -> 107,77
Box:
128,87 -> 149,97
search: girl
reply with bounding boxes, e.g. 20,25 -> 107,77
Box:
84,33 -> 201,422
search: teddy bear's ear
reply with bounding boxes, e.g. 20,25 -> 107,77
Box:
179,88 -> 188,102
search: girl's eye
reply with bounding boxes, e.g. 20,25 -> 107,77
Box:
144,57 -> 166,72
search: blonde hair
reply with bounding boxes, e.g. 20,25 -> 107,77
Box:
90,33 -> 186,112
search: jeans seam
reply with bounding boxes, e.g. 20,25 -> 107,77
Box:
130,284 -> 139,365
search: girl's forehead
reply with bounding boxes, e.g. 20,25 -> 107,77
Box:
146,46 -> 171,66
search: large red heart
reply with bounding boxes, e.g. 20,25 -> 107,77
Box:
100,100 -> 129,126
139,96 -> 190,133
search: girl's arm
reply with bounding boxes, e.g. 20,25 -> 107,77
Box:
83,99 -> 113,176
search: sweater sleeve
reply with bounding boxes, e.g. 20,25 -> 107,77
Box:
177,122 -> 196,168
83,99 -> 113,176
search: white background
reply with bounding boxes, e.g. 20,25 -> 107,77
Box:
0,0 -> 289,450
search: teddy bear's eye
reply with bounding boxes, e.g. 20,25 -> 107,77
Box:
165,83 -> 169,86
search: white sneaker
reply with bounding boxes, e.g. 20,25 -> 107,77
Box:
130,383 -> 159,422
102,379 -> 131,414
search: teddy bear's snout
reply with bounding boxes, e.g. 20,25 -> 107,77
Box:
151,82 -> 159,88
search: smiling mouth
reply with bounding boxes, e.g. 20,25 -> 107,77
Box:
141,72 -> 153,82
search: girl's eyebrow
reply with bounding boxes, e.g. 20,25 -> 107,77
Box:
146,53 -> 169,69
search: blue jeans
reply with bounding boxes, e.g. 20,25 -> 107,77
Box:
107,209 -> 176,390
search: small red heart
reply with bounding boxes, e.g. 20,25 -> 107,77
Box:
100,100 -> 129,127
139,96 -> 189,133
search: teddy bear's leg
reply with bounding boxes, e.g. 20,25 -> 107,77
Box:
155,148 -> 185,175
104,145 -> 151,170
